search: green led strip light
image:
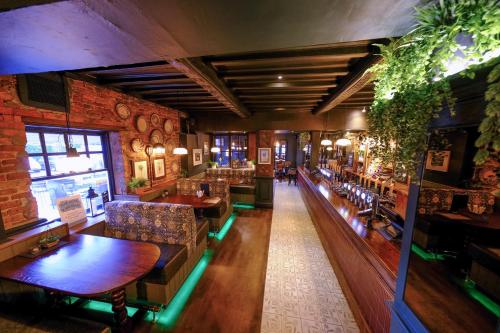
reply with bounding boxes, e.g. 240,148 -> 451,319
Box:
456,278 -> 500,317
148,249 -> 214,329
233,202 -> 255,209
80,299 -> 139,317
411,244 -> 445,261
208,213 -> 237,241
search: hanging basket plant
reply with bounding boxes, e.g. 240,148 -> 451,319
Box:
367,0 -> 500,181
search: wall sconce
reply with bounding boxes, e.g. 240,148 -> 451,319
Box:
153,143 -> 165,155
173,147 -> 188,155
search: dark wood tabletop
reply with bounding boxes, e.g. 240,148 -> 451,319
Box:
0,234 -> 160,297
152,194 -> 221,209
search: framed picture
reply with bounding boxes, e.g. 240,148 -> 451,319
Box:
425,150 -> 451,172
203,141 -> 209,155
153,158 -> 166,179
193,148 -> 202,166
258,148 -> 271,164
132,160 -> 148,179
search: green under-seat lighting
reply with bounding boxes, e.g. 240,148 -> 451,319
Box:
233,202 -> 255,209
150,249 -> 214,329
411,244 -> 445,261
81,299 -> 138,317
457,278 -> 500,317
208,212 -> 237,241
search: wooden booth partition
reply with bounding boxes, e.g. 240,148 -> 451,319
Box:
298,168 -> 397,333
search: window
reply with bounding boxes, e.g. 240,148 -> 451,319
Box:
26,127 -> 112,221
213,134 -> 248,168
275,140 -> 287,161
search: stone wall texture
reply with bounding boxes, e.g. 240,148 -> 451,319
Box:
0,75 -> 180,229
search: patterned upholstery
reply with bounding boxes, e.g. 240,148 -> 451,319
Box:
467,190 -> 495,215
104,201 -> 197,256
206,168 -> 255,185
418,189 -> 454,215
176,178 -> 230,206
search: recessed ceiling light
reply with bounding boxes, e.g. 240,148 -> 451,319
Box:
362,107 -> 366,113
275,107 -> 286,111
278,75 -> 283,80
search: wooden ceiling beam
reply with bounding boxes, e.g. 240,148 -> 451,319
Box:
226,77 -> 339,85
99,74 -> 187,84
169,58 -> 250,118
218,63 -> 349,74
148,96 -> 217,102
222,68 -> 349,80
239,93 -> 327,99
312,55 -> 381,115
127,85 -> 202,93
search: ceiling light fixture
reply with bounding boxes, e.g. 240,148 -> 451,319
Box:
335,138 -> 351,146
278,75 -> 283,80
173,147 -> 188,155
362,107 -> 366,113
326,146 -> 333,151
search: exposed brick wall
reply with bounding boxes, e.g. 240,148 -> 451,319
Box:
247,132 -> 257,162
0,75 -> 180,229
256,130 -> 275,177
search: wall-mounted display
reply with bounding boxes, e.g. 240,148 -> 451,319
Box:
171,160 -> 179,173
165,139 -> 174,155
132,160 -> 148,180
204,141 -> 209,155
150,129 -> 164,144
164,119 -> 173,134
258,148 -> 271,164
130,138 -> 145,153
150,113 -> 161,127
193,148 -> 202,166
136,115 -> 148,133
115,103 -> 130,120
153,158 -> 166,179
425,150 -> 451,172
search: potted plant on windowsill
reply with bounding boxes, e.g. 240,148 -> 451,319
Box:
208,160 -> 218,169
128,177 -> 148,194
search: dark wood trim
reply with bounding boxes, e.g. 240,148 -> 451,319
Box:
171,58 -> 251,118
312,55 -> 381,115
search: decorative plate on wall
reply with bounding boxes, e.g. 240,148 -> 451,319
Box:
115,103 -> 130,120
165,139 -> 174,155
164,119 -> 173,134
151,113 -> 161,127
150,129 -> 164,144
136,115 -> 148,133
171,161 -> 179,173
130,138 -> 145,152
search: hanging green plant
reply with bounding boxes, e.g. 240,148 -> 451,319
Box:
367,0 -> 500,180
474,59 -> 500,164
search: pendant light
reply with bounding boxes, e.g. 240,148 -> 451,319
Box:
173,147 -> 188,155
335,138 -> 351,146
65,111 -> 80,158
320,110 -> 332,146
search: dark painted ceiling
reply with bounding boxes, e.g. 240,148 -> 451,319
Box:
0,0 -> 419,74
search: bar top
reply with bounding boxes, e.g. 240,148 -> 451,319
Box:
299,167 -> 400,283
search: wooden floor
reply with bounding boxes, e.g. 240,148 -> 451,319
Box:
145,208 -> 273,333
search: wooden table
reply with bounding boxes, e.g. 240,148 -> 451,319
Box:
153,194 -> 221,208
0,234 -> 160,331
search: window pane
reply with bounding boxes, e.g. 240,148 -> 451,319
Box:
89,153 -> 105,170
31,171 -> 110,220
68,134 -> 85,152
48,155 -> 94,175
87,135 -> 102,152
26,132 -> 42,154
28,156 -> 46,178
44,133 -> 66,153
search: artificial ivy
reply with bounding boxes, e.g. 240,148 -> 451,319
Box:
367,0 -> 500,180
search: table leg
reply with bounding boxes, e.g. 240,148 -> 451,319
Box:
111,288 -> 129,331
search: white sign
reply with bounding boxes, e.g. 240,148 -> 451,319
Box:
56,194 -> 87,226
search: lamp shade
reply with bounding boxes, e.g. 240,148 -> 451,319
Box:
210,146 -> 220,153
320,139 -> 332,146
173,147 -> 188,155
144,145 -> 154,157
335,138 -> 351,146
153,143 -> 165,155
326,146 -> 333,151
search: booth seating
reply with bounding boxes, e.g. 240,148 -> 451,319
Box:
205,168 -> 256,205
468,244 -> 500,301
104,201 -> 208,307
176,178 -> 233,232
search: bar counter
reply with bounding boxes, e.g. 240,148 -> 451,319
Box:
298,167 -> 400,333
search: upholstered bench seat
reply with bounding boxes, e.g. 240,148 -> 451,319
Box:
230,184 -> 255,195
469,244 -> 500,301
196,219 -> 209,244
145,244 -> 187,285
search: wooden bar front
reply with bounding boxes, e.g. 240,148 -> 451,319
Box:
298,167 -> 400,333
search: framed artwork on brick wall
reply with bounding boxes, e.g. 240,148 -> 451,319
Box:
258,148 -> 271,164
193,148 -> 202,166
132,160 -> 148,180
153,158 -> 166,179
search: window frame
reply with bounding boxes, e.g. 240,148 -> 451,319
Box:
213,134 -> 248,167
26,126 -> 113,183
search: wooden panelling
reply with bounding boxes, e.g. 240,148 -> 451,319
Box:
298,168 -> 398,333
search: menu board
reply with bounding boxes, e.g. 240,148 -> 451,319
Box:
56,194 -> 87,226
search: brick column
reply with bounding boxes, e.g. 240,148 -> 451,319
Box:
0,104 -> 38,229
255,130 -> 275,208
